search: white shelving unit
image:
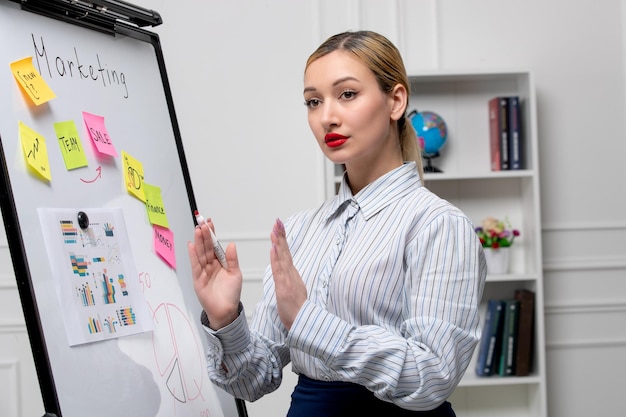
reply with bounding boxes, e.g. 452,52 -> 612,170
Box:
326,70 -> 547,417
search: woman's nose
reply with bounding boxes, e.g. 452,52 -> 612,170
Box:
320,101 -> 340,128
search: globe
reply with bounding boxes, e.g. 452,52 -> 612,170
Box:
409,110 -> 448,156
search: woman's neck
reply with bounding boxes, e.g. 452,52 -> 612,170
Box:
345,157 -> 403,195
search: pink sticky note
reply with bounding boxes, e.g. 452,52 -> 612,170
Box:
83,111 -> 118,157
153,225 -> 176,268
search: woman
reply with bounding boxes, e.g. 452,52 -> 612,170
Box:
188,30 -> 487,416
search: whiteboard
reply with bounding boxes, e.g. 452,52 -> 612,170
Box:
0,1 -> 246,416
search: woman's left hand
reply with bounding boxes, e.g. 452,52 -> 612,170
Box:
270,218 -> 307,331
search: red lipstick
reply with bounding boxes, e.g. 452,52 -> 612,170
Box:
324,133 -> 348,148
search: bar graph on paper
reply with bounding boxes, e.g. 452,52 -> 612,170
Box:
39,208 -> 153,346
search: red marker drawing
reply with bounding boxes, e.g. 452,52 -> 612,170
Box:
80,166 -> 102,183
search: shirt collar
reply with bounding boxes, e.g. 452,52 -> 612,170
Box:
324,162 -> 422,221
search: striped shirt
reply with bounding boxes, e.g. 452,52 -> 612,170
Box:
202,162 -> 487,411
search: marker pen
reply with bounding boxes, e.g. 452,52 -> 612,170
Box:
194,210 -> 228,269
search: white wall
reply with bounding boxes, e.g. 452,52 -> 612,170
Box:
2,0 -> 625,416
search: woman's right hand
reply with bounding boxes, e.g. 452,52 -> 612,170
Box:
188,220 -> 242,330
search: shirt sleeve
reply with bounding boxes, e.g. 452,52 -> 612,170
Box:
201,300 -> 291,402
287,210 -> 487,411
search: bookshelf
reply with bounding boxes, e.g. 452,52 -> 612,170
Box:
325,70 -> 547,417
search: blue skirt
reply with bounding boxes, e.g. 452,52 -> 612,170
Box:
286,374 -> 456,417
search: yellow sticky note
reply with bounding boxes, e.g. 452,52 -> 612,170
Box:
19,121 -> 52,181
122,150 -> 145,202
53,120 -> 88,170
10,57 -> 56,105
144,182 -> 168,228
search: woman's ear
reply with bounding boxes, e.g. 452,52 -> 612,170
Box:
390,83 -> 408,122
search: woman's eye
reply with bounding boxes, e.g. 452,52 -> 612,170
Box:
341,90 -> 357,100
305,98 -> 321,108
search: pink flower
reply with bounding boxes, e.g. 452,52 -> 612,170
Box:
475,217 -> 520,248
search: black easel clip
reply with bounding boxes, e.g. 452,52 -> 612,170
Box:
77,210 -> 89,229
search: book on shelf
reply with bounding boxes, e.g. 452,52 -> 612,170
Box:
488,96 -> 509,171
488,96 -> 524,171
507,96 -> 523,170
498,299 -> 520,376
475,299 -> 505,376
514,289 -> 535,376
476,289 -> 535,378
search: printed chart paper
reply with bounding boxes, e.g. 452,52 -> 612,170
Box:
39,207 -> 153,345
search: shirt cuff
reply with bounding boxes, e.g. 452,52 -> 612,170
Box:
200,303 -> 249,354
287,299 -> 352,365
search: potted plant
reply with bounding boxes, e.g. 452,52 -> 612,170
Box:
475,217 -> 520,274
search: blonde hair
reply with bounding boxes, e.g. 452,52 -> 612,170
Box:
306,31 -> 424,182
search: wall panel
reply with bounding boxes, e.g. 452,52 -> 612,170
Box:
318,0 -> 359,39
0,360 -> 19,417
0,329 -> 44,417
543,224 -> 626,417
546,345 -> 625,416
399,0 -> 439,72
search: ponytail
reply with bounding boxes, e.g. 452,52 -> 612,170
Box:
399,114 -> 425,183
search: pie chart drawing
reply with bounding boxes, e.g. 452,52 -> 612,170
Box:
151,301 -> 205,403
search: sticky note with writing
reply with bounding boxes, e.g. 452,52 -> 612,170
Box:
19,121 -> 52,181
10,56 -> 56,105
122,150 -> 145,202
54,120 -> 88,170
83,111 -> 118,157
153,225 -> 176,268
144,182 -> 168,228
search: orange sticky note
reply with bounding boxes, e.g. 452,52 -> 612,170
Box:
10,57 -> 56,105
144,182 -> 168,228
54,120 -> 88,170
122,150 -> 145,201
83,111 -> 117,157
153,225 -> 176,268
19,121 -> 52,181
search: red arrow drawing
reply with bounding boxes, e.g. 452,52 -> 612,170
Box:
80,166 -> 102,183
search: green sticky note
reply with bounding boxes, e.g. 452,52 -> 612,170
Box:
54,120 -> 88,170
144,182 -> 168,228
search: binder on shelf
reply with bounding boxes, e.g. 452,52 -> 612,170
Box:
488,96 -> 509,171
498,299 -> 521,376
475,299 -> 505,376
514,289 -> 536,376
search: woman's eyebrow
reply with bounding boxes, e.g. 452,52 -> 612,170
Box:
303,76 -> 359,94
